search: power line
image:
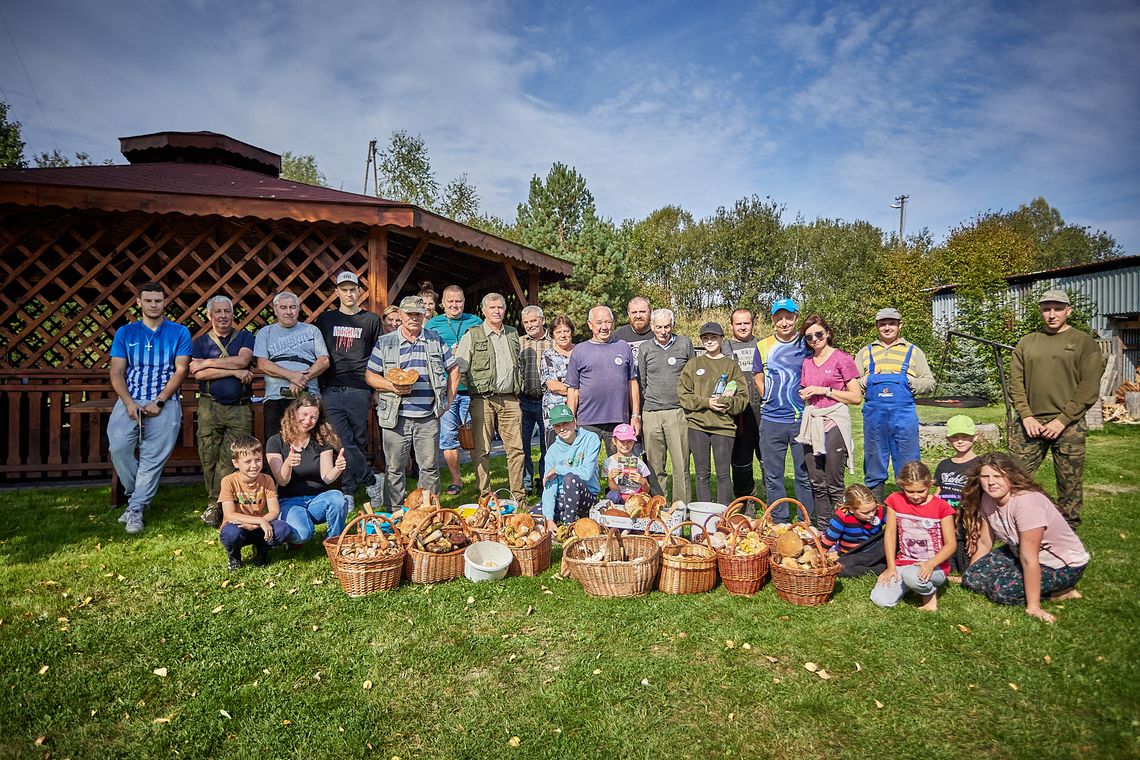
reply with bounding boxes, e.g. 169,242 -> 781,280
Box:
0,8 -> 58,152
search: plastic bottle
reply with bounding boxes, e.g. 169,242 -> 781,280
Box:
713,373 -> 728,396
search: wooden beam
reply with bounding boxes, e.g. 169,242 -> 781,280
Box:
528,267 -> 540,306
368,227 -> 387,310
503,263 -> 526,306
387,237 -> 429,304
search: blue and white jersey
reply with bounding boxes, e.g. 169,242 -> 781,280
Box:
109,319 -> 193,400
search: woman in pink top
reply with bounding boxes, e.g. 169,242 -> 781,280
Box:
960,452 -> 1088,623
794,315 -> 863,529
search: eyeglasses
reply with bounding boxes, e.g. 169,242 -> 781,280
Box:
805,331 -> 826,341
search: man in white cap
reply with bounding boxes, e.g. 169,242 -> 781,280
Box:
365,295 -> 458,507
855,307 -> 936,501
1009,289 -> 1101,529
315,271 -> 382,513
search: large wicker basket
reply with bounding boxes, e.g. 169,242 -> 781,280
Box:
658,521 -> 718,595
758,497 -> 812,555
502,517 -> 553,577
330,513 -> 406,596
405,508 -> 475,584
562,530 -> 661,598
708,516 -> 770,596
768,501 -> 840,606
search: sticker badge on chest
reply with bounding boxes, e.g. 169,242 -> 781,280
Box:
614,357 -> 623,365
668,357 -> 677,366
696,368 -> 706,376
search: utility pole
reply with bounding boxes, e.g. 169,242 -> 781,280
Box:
363,139 -> 379,196
890,194 -> 909,248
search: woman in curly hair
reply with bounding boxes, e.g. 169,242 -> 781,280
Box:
265,394 -> 348,545
959,452 -> 1088,623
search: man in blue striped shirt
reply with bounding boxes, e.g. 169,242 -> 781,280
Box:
107,282 -> 192,534
365,296 -> 459,507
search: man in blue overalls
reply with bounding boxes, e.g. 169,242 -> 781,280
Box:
855,308 -> 936,501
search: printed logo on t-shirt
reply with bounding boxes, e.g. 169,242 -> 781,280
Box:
332,325 -> 363,352
732,348 -> 752,373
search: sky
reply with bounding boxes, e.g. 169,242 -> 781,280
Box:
2,0 -> 1138,252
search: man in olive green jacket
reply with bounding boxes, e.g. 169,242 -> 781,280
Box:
455,292 -> 525,499
1009,289 -> 1102,529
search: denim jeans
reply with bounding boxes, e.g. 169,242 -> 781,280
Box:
219,519 -> 291,560
107,399 -> 183,515
871,565 -> 947,607
438,394 -> 470,451
759,418 -> 815,522
322,386 -> 372,496
520,395 -> 547,489
277,491 -> 347,544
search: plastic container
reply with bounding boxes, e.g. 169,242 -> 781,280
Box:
687,501 -> 728,542
463,541 -> 513,582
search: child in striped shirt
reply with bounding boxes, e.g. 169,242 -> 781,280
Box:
820,484 -> 887,577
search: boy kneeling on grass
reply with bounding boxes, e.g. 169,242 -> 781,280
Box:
219,435 -> 291,571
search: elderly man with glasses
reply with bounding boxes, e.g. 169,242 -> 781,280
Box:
254,291 -> 329,442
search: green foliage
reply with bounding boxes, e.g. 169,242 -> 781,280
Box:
0,101 -> 27,168
622,205 -> 694,311
31,150 -> 107,167
279,151 -> 326,186
376,130 -> 440,208
1004,197 -> 1122,267
438,173 -> 480,224
936,339 -> 1003,402
516,162 -> 596,255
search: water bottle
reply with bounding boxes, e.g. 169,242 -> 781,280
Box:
713,373 -> 727,396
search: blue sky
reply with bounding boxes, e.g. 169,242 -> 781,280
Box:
2,0 -> 1137,252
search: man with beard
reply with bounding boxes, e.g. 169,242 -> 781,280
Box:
724,307 -> 764,504
612,296 -> 653,363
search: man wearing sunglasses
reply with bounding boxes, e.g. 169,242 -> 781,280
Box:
1009,289 -> 1100,529
855,307 -> 936,501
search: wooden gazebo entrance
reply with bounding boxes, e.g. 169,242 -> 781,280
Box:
0,131 -> 571,485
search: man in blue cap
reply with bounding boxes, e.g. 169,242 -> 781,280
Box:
855,307 -> 936,501
752,298 -> 814,521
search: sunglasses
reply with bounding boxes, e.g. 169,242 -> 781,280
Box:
804,330 -> 827,341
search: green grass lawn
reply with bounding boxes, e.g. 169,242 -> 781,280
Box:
2,409 -> 1138,758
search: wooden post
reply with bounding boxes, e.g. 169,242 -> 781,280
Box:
368,227 -> 388,310
387,238 -> 428,304
528,267 -> 540,306
503,263 -> 527,307
1126,392 -> 1140,422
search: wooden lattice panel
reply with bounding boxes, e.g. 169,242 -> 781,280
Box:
1,206 -> 371,370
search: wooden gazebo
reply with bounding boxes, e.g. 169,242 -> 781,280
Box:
0,131 -> 571,485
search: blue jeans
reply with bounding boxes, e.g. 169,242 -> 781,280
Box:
871,565 -> 947,607
520,395 -> 547,489
322,386 -> 372,496
219,519 -> 291,560
863,404 -> 920,498
759,418 -> 815,521
439,394 -> 470,450
278,491 -> 347,544
107,399 -> 183,515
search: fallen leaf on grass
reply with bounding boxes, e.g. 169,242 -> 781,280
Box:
1044,655 -> 1052,665
553,728 -> 562,734
79,596 -> 93,607
592,668 -> 602,675
957,624 -> 970,634
1008,682 -> 1019,691
467,596 -> 475,604
311,579 -> 324,585
262,669 -> 270,675
855,662 -> 862,672
211,605 -> 225,614
677,632 -> 687,639
772,677 -> 781,684
543,589 -> 554,595
526,605 -> 535,616
725,640 -> 735,649
765,655 -> 778,663
282,720 -> 292,726
817,670 -> 831,680
34,736 -> 46,746
221,580 -> 230,589
874,700 -> 884,709
153,667 -> 168,677
363,680 -> 373,690
116,574 -> 126,582
312,625 -> 319,632
173,549 -> 183,556
804,662 -> 818,673
742,643 -> 751,650
641,678 -> 650,686
728,712 -> 735,721
38,665 -> 48,675
154,717 -> 171,724
219,709 -> 232,719
508,736 -> 521,748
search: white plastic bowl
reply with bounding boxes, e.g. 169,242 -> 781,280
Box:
687,501 -> 728,542
464,541 -> 513,582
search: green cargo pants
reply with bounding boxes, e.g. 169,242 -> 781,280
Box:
196,396 -> 253,504
1009,418 -> 1087,528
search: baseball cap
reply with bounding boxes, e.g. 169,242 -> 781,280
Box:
1039,289 -> 1070,305
945,414 -> 976,438
398,295 -> 426,313
336,271 -> 361,286
548,403 -> 575,425
875,307 -> 902,322
698,321 -> 724,337
613,423 -> 638,441
770,298 -> 799,315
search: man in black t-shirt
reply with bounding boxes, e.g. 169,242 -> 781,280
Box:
612,296 -> 653,363
315,272 -> 382,512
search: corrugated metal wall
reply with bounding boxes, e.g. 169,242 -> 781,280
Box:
932,262 -> 1140,378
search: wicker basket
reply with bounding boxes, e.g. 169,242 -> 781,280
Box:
709,517 -> 770,596
758,497 -> 812,555
658,521 -> 718,595
458,421 -> 475,450
561,530 -> 661,598
768,501 -> 840,606
468,494 -> 504,542
405,508 -> 475,584
330,513 -> 406,596
640,503 -> 683,546
503,521 -> 553,577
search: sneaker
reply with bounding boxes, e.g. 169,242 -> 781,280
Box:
365,478 -> 384,506
252,544 -> 269,566
344,493 -> 355,514
201,503 -> 222,527
117,509 -> 130,525
228,555 -> 242,571
125,511 -> 144,534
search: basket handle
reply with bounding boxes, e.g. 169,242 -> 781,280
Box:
335,512 -> 401,554
604,528 -> 625,563
664,520 -> 703,547
761,498 -> 811,529
408,507 -> 472,541
727,495 -> 767,518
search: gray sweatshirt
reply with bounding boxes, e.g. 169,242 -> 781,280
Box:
637,335 -> 695,412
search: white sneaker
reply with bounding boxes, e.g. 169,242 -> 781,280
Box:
344,493 -> 355,513
117,509 -> 130,524
125,511 -> 144,534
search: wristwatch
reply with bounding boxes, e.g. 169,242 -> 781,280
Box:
824,388 -> 833,398
155,399 -> 166,409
